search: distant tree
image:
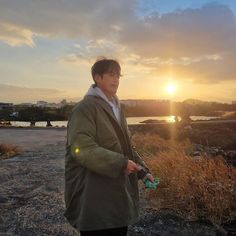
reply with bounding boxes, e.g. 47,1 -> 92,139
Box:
58,105 -> 74,120
0,108 -> 14,120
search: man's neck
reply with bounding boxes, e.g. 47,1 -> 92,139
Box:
105,93 -> 113,101
98,87 -> 114,101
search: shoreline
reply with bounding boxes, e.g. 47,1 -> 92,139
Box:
1,118 -> 236,130
0,126 -> 67,130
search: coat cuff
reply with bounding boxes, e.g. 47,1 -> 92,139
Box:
137,167 -> 150,180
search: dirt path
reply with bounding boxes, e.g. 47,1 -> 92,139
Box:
0,128 -> 67,151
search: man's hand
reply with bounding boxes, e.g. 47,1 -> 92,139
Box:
125,160 -> 139,175
142,173 -> 155,183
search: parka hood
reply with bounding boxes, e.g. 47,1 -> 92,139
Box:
85,84 -> 120,108
85,84 -> 121,123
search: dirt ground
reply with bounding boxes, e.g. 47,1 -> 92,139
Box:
0,128 -> 218,235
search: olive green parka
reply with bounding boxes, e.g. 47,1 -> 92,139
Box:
64,94 -> 150,231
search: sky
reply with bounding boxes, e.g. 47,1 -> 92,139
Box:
0,0 -> 236,104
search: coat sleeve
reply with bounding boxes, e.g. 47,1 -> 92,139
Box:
124,123 -> 150,173
131,146 -> 150,172
120,107 -> 151,179
125,122 -> 151,179
67,104 -> 128,179
131,145 -> 152,180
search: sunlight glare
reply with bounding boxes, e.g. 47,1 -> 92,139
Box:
165,83 -> 176,94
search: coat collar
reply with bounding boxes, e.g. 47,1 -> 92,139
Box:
85,95 -> 128,136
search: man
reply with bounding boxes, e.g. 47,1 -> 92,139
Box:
64,58 -> 154,236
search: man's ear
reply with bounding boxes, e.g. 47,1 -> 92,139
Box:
94,74 -> 102,85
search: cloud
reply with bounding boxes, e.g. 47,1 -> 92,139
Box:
1,1 -> 235,57
0,84 -> 65,103
1,1 -> 236,84
0,0 -> 136,44
154,51 -> 236,83
120,3 -> 236,58
60,39 -> 128,67
122,52 -> 235,83
0,23 -> 34,47
119,3 -> 236,83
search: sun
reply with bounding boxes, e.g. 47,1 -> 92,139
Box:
165,83 -> 176,95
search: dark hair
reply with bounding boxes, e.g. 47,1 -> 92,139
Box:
91,58 -> 121,84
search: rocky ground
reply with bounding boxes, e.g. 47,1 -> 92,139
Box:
0,128 -> 226,235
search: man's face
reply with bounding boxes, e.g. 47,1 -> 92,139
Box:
94,71 -> 120,98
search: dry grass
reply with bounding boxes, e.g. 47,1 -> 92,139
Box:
0,143 -> 21,159
132,132 -> 194,156
132,133 -> 236,226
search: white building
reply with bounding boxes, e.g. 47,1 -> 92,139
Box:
36,101 -> 48,107
10,111 -> 19,117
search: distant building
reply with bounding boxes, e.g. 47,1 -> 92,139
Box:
120,99 -> 170,107
35,100 -> 75,108
0,102 -> 13,110
47,103 -> 60,108
120,100 -> 137,107
137,99 -> 170,106
36,101 -> 61,108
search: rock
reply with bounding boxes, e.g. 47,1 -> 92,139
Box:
196,144 -> 204,152
183,125 -> 192,130
189,143 -> 236,167
193,151 -> 201,156
30,121 -> 36,126
218,150 -> 226,156
46,119 -> 52,127
212,148 -> 219,153
140,119 -> 165,124
0,195 -> 8,203
158,219 -> 163,225
0,215 -> 4,224
45,184 -> 58,192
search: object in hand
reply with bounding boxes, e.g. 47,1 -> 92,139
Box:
144,178 -> 160,189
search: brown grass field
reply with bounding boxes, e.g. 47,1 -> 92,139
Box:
132,133 -> 236,226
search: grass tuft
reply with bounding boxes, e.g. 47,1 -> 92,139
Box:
0,143 -> 21,159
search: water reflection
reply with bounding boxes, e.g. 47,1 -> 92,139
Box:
8,115 -> 219,127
